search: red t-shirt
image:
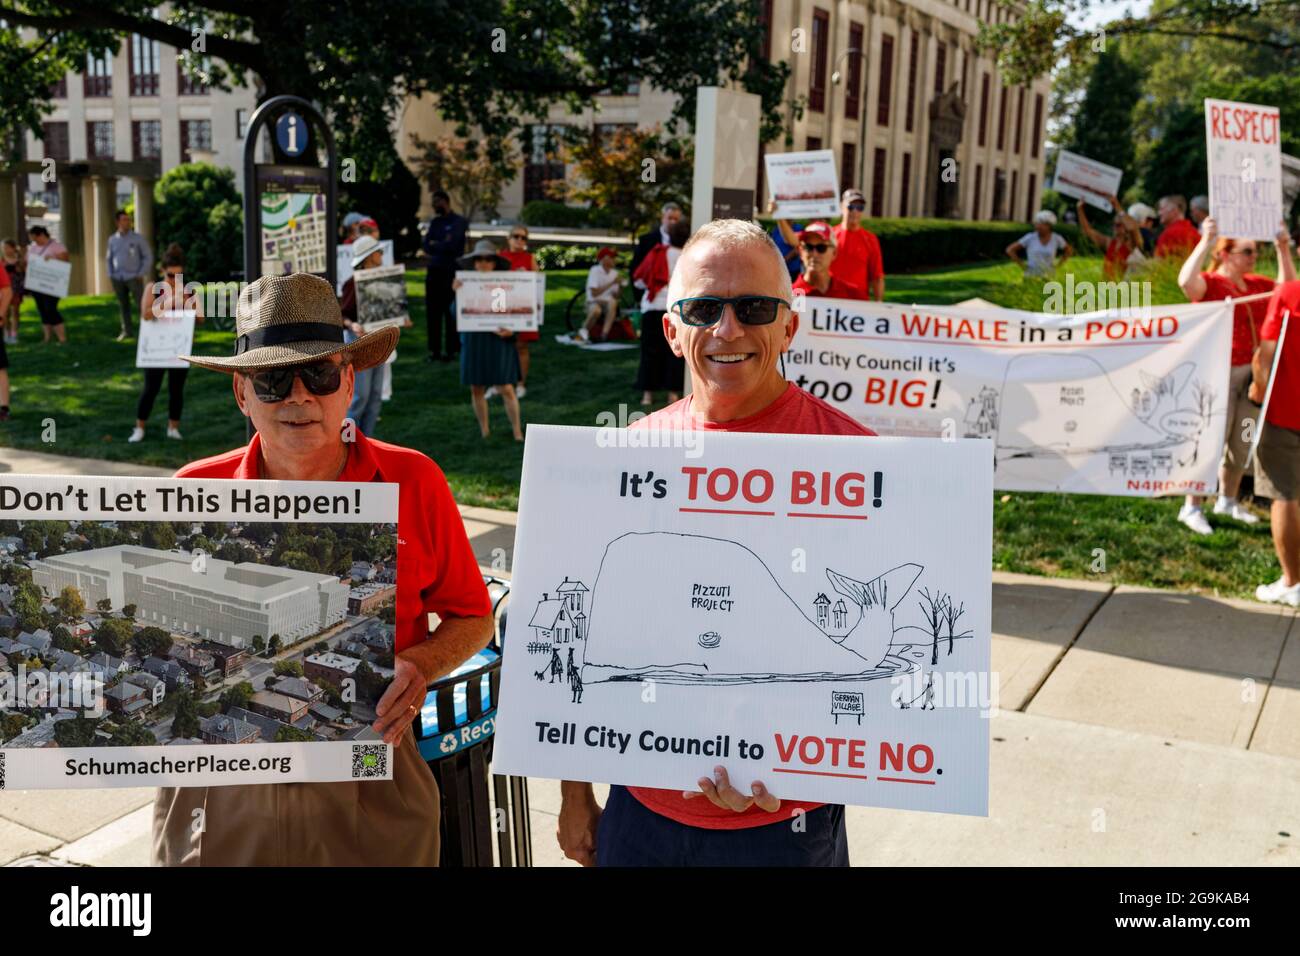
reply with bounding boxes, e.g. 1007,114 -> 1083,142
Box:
176,431 -> 492,653
1155,218 -> 1200,258
793,273 -> 868,300
0,265 -> 10,290
1260,281 -> 1300,431
829,225 -> 884,294
1102,238 -> 1133,280
501,250 -> 536,271
625,382 -> 875,830
1199,271 -> 1275,366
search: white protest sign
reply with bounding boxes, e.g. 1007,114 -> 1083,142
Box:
494,426 -> 993,816
455,271 -> 540,332
1053,149 -> 1123,212
335,239 -> 394,293
1206,98 -> 1284,241
136,310 -> 196,369
765,149 -> 841,219
0,475 -> 399,791
25,256 -> 71,298
354,264 -> 409,330
784,296 -> 1234,497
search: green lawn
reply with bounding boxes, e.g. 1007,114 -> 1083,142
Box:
0,257 -> 1280,598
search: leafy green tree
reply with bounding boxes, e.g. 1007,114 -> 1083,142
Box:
0,713 -> 32,743
110,722 -> 157,747
273,660 -> 304,678
275,725 -> 316,743
121,603 -> 137,621
219,681 -> 255,711
149,164 -> 245,281
0,563 -> 32,587
52,585 -> 86,623
53,714 -> 100,748
93,618 -> 134,658
1065,46 -> 1143,187
12,582 -> 46,631
96,598 -> 113,614
171,690 -> 201,740
50,625 -> 79,652
268,634 -> 283,656
131,626 -> 173,659
142,521 -> 177,552
252,634 -> 266,655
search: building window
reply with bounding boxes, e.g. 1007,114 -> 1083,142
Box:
841,143 -> 856,192
906,32 -> 919,133
177,55 -> 208,96
934,43 -> 947,97
845,22 -> 864,120
996,82 -> 1008,151
87,121 -> 114,160
760,0 -> 774,61
84,52 -> 112,98
900,152 -> 912,217
1014,87 -> 1025,154
1011,169 -> 1019,219
806,136 -> 822,151
132,120 -> 161,164
42,122 -> 70,162
129,34 -> 160,96
236,108 -> 250,139
523,124 -> 565,203
1026,172 -> 1037,220
993,168 -> 1007,219
49,76 -> 68,99
978,73 -> 990,147
973,163 -> 983,219
871,147 -> 886,217
179,119 -> 212,162
809,8 -> 829,113
1030,93 -> 1044,158
877,34 -> 894,127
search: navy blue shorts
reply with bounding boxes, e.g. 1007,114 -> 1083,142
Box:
595,784 -> 850,867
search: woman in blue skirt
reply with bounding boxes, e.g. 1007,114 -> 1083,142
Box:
453,240 -> 523,440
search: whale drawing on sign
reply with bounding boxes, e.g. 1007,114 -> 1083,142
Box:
560,531 -> 933,687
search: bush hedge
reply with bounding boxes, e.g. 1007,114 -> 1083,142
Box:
520,200 -> 593,230
533,244 -> 632,271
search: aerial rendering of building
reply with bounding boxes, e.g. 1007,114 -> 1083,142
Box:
32,545 -> 348,649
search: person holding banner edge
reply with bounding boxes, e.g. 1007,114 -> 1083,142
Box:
1251,281 -> 1300,605
26,225 -> 68,344
1175,217 -> 1295,533
129,244 -> 203,443
151,272 -> 496,866
558,219 -> 869,867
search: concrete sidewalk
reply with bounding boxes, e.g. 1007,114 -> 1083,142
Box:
2,448 -> 1297,866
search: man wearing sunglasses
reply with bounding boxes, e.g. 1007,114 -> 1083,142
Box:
830,188 -> 885,301
774,220 -> 868,300
152,273 -> 495,866
557,219 -> 872,867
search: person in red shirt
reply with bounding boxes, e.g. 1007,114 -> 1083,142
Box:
829,188 -> 885,300
775,219 -> 869,300
1251,281 -> 1300,605
557,219 -> 871,867
1076,194 -> 1146,280
152,273 -> 495,866
1154,195 -> 1202,258
1175,218 -> 1296,534
0,264 -> 11,420
500,224 -> 540,398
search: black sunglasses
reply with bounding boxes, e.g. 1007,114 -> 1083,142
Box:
248,361 -> 346,403
801,242 -> 830,253
672,295 -> 790,328
847,202 -> 866,211
510,233 -> 528,240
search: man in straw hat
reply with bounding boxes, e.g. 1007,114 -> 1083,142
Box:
154,273 -> 494,866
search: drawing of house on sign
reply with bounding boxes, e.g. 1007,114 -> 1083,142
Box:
813,593 -> 831,628
555,577 -> 589,617
529,583 -> 588,647
833,599 -> 848,630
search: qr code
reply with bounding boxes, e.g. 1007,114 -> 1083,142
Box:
351,744 -> 387,779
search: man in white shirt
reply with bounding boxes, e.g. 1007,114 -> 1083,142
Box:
580,247 -> 623,342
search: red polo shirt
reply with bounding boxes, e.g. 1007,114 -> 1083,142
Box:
1261,281 -> 1300,431
829,225 -> 884,294
793,273 -> 868,300
1155,218 -> 1200,258
175,431 -> 491,652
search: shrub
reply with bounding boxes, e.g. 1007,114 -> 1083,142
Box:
533,244 -> 632,271
153,163 -> 243,281
520,201 -> 593,230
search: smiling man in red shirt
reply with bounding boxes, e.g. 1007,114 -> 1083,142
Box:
556,220 -> 872,867
153,273 -> 494,866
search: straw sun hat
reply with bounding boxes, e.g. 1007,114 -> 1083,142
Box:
180,272 -> 397,374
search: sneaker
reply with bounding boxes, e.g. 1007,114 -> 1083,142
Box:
166,426 -> 183,440
576,328 -> 590,342
1178,503 -> 1213,535
484,386 -> 500,399
127,427 -> 145,443
1257,578 -> 1300,606
1212,499 -> 1260,524
115,331 -> 131,342
515,385 -> 527,399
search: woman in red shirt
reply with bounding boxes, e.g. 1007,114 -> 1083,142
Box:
500,225 -> 539,399
1176,217 -> 1296,534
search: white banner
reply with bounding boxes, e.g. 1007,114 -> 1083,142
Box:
455,271 -> 540,332
1053,149 -> 1123,212
0,476 -> 400,790
494,426 -> 993,816
1206,98 -> 1284,241
765,149 -> 840,219
136,310 -> 196,369
335,239 -> 394,293
25,256 -> 71,298
783,297 -> 1234,497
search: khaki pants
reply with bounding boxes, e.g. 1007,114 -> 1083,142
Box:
152,726 -> 440,866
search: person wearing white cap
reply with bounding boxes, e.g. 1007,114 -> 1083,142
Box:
337,234 -> 403,435
1007,210 -> 1072,276
340,211 -> 365,245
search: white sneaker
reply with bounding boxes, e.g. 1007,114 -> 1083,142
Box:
1257,578 -> 1300,606
484,386 -> 499,399
166,426 -> 183,440
1178,503 -> 1213,535
515,385 -> 527,400
127,427 -> 145,443
1223,502 -> 1259,524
